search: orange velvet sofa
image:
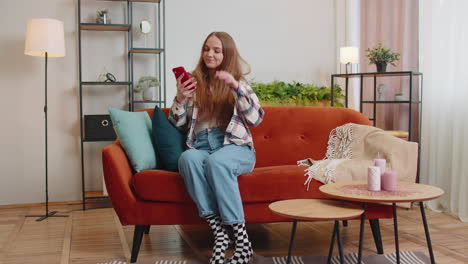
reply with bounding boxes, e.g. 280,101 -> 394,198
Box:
102,106 -> 392,262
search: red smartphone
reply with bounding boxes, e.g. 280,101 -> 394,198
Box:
172,66 -> 196,90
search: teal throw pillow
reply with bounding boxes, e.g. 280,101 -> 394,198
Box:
152,106 -> 186,171
109,108 -> 156,172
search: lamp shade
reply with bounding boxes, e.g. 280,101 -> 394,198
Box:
25,18 -> 65,57
340,46 -> 359,64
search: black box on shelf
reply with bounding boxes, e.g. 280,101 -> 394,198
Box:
84,115 -> 116,140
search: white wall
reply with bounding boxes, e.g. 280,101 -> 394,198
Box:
0,0 -> 80,205
0,0 -> 337,205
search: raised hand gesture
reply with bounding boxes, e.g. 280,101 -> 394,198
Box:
215,70 -> 239,90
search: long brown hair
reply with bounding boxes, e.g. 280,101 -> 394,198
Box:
191,32 -> 250,129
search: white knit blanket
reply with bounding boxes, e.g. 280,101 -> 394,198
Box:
298,123 -> 419,192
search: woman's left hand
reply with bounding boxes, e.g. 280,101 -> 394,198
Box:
215,70 -> 239,90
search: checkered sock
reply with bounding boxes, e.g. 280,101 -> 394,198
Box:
206,215 -> 230,264
227,223 -> 253,264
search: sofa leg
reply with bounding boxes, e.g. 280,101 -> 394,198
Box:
144,225 -> 151,234
369,219 -> 384,254
131,225 -> 145,263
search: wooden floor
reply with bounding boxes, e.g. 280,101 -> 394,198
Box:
0,201 -> 467,264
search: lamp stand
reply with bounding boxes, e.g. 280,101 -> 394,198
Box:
25,52 -> 68,222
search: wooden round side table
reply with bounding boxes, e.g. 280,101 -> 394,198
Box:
269,199 -> 364,264
320,181 -> 444,264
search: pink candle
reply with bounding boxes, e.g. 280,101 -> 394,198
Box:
382,171 -> 397,191
374,158 -> 386,187
367,166 -> 381,191
374,158 -> 386,175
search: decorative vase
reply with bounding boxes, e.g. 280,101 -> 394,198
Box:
376,62 -> 387,73
142,86 -> 156,101
133,91 -> 143,101
377,84 -> 386,101
394,94 -> 405,101
97,13 -> 110,24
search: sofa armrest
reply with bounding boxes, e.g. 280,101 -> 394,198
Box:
102,141 -> 138,225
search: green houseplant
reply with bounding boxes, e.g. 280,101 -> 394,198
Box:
365,43 -> 400,72
394,92 -> 405,101
134,76 -> 160,101
250,80 -> 344,107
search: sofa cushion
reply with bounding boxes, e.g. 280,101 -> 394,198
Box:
152,105 -> 186,171
109,108 -> 156,172
133,165 -> 328,203
238,165 -> 329,202
137,107 -> 372,169
250,107 -> 371,167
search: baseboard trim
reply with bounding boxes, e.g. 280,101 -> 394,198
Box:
0,198 -> 110,209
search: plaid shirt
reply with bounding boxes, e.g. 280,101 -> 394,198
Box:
168,81 -> 264,149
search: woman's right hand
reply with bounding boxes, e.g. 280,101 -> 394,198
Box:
175,75 -> 197,104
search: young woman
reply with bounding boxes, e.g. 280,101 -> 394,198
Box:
169,32 -> 264,264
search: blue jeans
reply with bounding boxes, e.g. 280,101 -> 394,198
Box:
178,128 -> 256,225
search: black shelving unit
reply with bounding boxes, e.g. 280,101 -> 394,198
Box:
81,81 -> 131,85
331,71 -> 423,183
78,0 -> 166,209
128,0 -> 166,111
331,71 -> 423,142
80,23 -> 131,31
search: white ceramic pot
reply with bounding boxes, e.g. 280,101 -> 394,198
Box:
395,95 -> 405,101
142,86 -> 156,101
133,91 -> 143,101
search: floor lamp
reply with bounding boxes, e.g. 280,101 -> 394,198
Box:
24,18 -> 68,221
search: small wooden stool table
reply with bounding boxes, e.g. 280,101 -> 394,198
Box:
320,182 -> 444,264
269,199 -> 364,264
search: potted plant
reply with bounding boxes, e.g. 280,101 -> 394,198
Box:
365,43 -> 400,72
96,9 -> 110,24
250,80 -> 344,107
394,92 -> 405,101
134,76 -> 160,101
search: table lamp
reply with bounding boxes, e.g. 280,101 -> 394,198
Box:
24,18 -> 68,221
340,46 -> 359,74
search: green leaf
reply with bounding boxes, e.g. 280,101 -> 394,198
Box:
250,80 -> 345,107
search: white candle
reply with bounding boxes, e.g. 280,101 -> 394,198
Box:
368,166 -> 381,191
